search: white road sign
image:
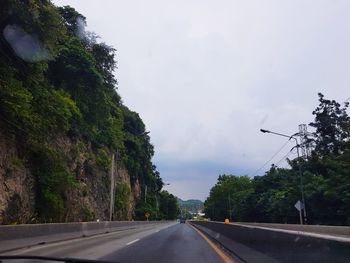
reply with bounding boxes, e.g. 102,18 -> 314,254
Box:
294,200 -> 304,212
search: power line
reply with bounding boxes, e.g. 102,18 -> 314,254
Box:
274,148 -> 295,167
249,139 -> 292,176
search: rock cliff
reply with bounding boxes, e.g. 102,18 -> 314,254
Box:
0,131 -> 141,224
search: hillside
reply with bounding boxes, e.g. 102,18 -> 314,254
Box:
177,198 -> 204,213
0,1 -> 162,223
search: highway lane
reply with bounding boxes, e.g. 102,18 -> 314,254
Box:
2,222 -> 176,261
101,223 -> 232,263
2,222 -> 234,263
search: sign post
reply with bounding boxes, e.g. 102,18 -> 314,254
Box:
294,200 -> 304,225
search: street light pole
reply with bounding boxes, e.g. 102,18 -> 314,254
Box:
260,129 -> 307,224
228,194 -> 232,222
137,130 -> 150,205
294,139 -> 307,224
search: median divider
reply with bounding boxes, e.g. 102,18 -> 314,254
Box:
190,221 -> 350,263
0,221 -> 167,253
236,222 -> 350,238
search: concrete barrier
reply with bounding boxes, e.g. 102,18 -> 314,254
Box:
191,221 -> 350,263
237,222 -> 350,238
0,221 -> 166,253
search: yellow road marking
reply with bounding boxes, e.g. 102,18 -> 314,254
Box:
190,224 -> 235,263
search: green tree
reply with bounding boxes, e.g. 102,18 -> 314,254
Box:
309,92 -> 349,156
204,175 -> 253,221
248,166 -> 303,223
204,94 -> 350,226
159,191 -> 180,220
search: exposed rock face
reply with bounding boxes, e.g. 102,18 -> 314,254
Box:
0,133 -> 141,224
0,132 -> 35,224
113,162 -> 141,220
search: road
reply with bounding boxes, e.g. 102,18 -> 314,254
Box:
101,223 -> 231,263
3,222 -> 234,263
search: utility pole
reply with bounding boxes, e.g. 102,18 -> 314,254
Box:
260,128 -> 308,224
155,195 -> 159,219
109,153 -> 115,221
144,185 -> 147,203
298,124 -> 312,159
228,194 -> 232,222
298,124 -> 311,224
295,142 -> 307,225
166,197 -> 169,219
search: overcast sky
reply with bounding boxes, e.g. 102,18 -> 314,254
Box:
53,0 -> 350,201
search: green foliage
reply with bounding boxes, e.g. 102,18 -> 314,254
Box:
11,157 -> 25,169
0,66 -> 34,132
81,206 -> 96,222
177,198 -> 204,213
70,140 -> 85,159
91,43 -> 118,88
248,167 -> 301,223
173,198 -> 197,219
180,209 -> 194,220
31,144 -> 77,222
134,199 -> 157,220
95,147 -> 111,172
205,94 -> 350,225
2,0 -> 66,57
310,93 -> 350,156
114,182 -> 131,219
58,5 -> 86,38
0,1 -> 162,223
31,87 -> 81,135
305,150 -> 350,225
204,175 -> 253,222
159,191 -> 180,220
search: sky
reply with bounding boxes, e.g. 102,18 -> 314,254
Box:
53,0 -> 350,201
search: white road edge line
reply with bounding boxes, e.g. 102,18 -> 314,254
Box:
126,239 -> 140,246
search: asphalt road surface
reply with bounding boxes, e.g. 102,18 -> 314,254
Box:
101,223 -> 230,263
3,222 -> 233,263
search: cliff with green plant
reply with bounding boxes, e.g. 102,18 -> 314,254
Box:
0,1 -> 163,224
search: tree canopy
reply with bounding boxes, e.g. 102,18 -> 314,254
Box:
205,94 -> 350,226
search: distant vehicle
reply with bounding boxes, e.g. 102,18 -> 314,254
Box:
180,218 -> 186,224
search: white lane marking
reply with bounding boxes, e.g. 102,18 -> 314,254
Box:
126,239 -> 140,246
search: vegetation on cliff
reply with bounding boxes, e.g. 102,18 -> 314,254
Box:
0,1 -> 163,223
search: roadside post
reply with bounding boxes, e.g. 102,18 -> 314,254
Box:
294,200 -> 304,225
145,212 -> 150,221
